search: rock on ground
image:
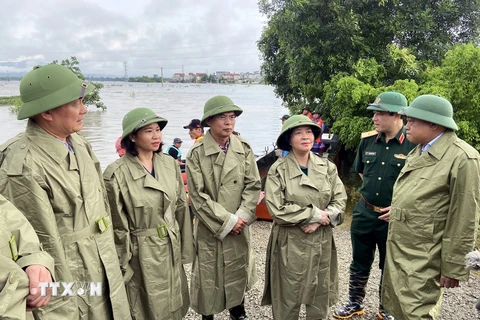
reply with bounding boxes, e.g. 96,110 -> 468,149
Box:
183,221 -> 480,319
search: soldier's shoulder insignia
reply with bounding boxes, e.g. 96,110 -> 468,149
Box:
394,153 -> 408,160
361,130 -> 378,139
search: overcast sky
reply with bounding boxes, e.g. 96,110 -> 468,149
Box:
0,0 -> 266,77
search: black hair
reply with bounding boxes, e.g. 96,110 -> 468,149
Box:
121,134 -> 164,156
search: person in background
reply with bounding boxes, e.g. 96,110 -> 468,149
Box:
166,138 -> 184,164
301,106 -> 314,121
115,136 -> 125,157
381,95 -> 480,320
333,91 -> 415,320
278,115 -> 290,157
0,194 -> 54,320
184,118 -> 204,144
186,95 -> 261,320
311,110 -> 324,154
0,64 -> 131,319
262,115 -> 347,320
104,108 -> 193,320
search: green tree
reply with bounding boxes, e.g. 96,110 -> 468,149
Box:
52,56 -> 106,110
258,0 -> 480,107
420,44 -> 480,150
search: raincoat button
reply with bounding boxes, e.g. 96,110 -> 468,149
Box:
9,273 -> 18,284
233,180 -> 237,184
63,296 -> 68,301
90,235 -> 95,240
98,267 -> 102,274
20,144 -> 26,149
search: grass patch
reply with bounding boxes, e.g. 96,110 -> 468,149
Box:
0,96 -> 21,113
0,96 -> 20,105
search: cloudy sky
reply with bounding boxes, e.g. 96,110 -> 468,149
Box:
0,0 -> 267,77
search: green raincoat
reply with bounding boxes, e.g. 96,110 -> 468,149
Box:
382,131 -> 480,320
186,131 -> 261,315
261,152 -> 347,320
0,194 -> 55,320
0,120 -> 131,320
103,152 -> 194,320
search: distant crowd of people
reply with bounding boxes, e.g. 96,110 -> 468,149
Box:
0,64 -> 479,320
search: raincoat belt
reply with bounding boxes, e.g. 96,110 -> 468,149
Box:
131,225 -> 169,238
360,195 -> 383,213
61,216 -> 111,246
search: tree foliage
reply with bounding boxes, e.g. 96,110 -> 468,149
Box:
52,56 -> 106,110
258,0 -> 480,151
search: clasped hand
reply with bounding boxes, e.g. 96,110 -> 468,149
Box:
302,210 -> 330,234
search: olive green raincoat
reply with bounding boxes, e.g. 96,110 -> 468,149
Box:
261,152 -> 347,320
103,152 -> 194,320
186,131 -> 261,315
0,194 -> 55,320
382,131 -> 480,320
0,120 -> 131,320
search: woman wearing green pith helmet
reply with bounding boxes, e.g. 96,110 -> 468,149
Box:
103,108 -> 194,320
261,115 -> 347,320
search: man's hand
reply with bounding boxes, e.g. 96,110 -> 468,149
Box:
231,217 -> 247,235
378,206 -> 391,222
25,265 -> 53,311
440,276 -> 460,289
301,222 -> 321,234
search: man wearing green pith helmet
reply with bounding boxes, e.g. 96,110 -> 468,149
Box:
0,64 -> 131,319
186,95 -> 261,320
333,92 -> 416,320
381,95 -> 480,320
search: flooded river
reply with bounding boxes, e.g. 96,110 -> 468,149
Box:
0,81 -> 285,169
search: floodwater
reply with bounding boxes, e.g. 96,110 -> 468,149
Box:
0,81 -> 285,170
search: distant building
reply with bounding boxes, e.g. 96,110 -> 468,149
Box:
195,73 -> 206,82
172,73 -> 185,82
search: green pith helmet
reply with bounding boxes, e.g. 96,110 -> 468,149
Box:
121,108 -> 168,139
276,115 -> 321,150
18,64 -> 95,120
200,95 -> 243,127
367,91 -> 408,113
398,94 -> 458,130
312,110 -> 321,115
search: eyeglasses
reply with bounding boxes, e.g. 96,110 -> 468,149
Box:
216,114 -> 237,121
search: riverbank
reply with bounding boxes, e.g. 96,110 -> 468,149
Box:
0,95 -> 20,106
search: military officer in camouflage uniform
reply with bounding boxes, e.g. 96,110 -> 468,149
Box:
382,95 -> 480,320
333,92 -> 416,320
0,64 -> 131,319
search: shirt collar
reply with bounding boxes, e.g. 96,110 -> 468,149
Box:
375,127 -> 407,144
421,132 -> 444,154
